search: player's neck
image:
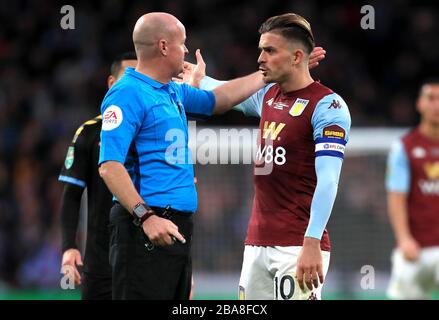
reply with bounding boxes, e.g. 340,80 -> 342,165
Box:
279,70 -> 314,94
419,122 -> 439,141
135,61 -> 171,84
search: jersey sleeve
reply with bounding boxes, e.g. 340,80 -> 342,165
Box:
59,123 -> 90,188
199,76 -> 226,90
311,93 -> 351,159
199,76 -> 274,118
305,156 -> 343,240
385,140 -> 410,193
99,87 -> 144,165
175,82 -> 216,118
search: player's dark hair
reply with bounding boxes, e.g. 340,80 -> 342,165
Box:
419,77 -> 439,96
421,77 -> 439,87
259,13 -> 315,54
110,51 -> 137,77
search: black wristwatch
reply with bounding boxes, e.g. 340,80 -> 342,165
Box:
132,203 -> 155,227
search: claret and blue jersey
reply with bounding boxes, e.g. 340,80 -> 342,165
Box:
386,128 -> 439,247
201,77 -> 351,248
98,67 -> 215,212
200,77 -> 350,160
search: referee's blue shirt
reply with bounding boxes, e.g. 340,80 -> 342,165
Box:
98,67 -> 215,212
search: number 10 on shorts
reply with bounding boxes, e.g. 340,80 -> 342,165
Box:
274,274 -> 314,300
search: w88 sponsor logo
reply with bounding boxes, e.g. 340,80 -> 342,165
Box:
256,144 -> 286,166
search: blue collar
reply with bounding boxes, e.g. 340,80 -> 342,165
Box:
125,67 -> 168,89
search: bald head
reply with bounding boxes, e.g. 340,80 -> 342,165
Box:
133,12 -> 184,57
132,12 -> 188,82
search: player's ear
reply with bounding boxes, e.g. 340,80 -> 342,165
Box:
107,75 -> 116,89
159,39 -> 168,56
292,49 -> 304,66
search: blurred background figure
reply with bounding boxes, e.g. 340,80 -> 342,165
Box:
58,52 -> 137,300
386,78 -> 439,299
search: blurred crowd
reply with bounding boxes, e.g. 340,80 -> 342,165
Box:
0,0 -> 438,289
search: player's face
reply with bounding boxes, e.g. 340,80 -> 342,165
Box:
418,84 -> 439,125
258,32 -> 297,83
168,22 -> 189,77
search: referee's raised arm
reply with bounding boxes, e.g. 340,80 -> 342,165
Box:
183,47 -> 266,114
212,71 -> 265,114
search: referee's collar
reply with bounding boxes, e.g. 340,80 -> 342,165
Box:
125,67 -> 168,89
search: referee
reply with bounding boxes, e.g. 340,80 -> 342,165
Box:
59,52 -> 137,299
98,12 -> 265,299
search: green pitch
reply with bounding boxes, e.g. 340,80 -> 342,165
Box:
1,289 -> 439,300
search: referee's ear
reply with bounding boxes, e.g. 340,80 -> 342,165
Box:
108,75 -> 116,89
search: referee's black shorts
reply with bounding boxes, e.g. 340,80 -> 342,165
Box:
109,203 -> 193,300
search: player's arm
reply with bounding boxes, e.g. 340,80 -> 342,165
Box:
98,161 -> 143,213
59,184 -> 83,285
386,141 -> 419,261
298,157 -> 343,291
200,76 -> 271,117
98,162 -> 184,247
176,69 -> 264,119
60,184 -> 82,252
182,47 -> 326,87
58,123 -> 92,285
180,48 -> 325,117
296,93 -> 351,291
211,72 -> 265,114
179,49 -> 265,117
98,93 -> 185,246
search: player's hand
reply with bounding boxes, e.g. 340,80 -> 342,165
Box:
173,49 -> 206,87
61,248 -> 83,285
296,237 -> 324,291
142,215 -> 186,246
189,276 -> 195,300
173,61 -> 196,82
399,237 -> 420,262
308,47 -> 326,70
189,49 -> 207,88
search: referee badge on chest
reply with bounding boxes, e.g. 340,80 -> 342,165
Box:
65,146 -> 74,169
289,98 -> 309,117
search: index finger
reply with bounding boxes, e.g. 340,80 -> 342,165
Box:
305,270 -> 314,291
195,49 -> 205,65
310,53 -> 325,63
170,230 -> 186,244
318,265 -> 324,285
74,268 -> 82,285
311,47 -> 326,54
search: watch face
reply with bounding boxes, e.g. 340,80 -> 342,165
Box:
134,204 -> 147,218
